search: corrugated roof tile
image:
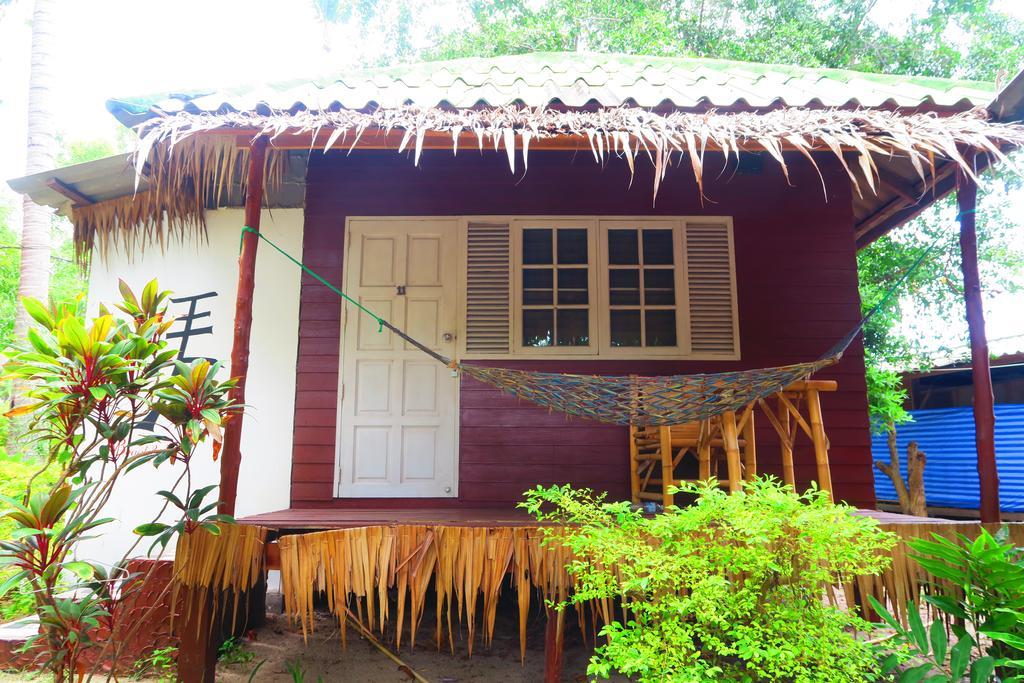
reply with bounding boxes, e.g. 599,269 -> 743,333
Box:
108,52 -> 996,126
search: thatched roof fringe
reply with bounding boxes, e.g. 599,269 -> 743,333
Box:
76,104 -> 1024,258
135,105 -> 1024,200
75,137 -> 284,266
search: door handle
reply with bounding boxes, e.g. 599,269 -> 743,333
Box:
442,332 -> 455,343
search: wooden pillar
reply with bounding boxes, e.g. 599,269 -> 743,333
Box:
806,389 -> 834,501
740,409 -> 756,481
543,606 -> 565,683
176,592 -> 218,683
628,425 -> 641,504
697,420 -> 712,481
721,410 -> 743,493
957,164 -> 1001,523
777,399 -> 795,487
659,426 -> 674,508
219,136 -> 269,516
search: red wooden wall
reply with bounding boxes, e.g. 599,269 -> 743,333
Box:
292,149 -> 877,509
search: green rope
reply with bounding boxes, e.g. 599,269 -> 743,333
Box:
240,225 -> 385,333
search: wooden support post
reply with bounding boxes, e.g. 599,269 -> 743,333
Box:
721,411 -> 743,492
698,420 -> 712,481
660,426 -> 674,508
777,399 -> 795,487
740,409 -> 756,481
628,425 -> 641,504
806,389 -> 834,501
957,165 -> 1001,523
219,137 -> 269,516
544,606 -> 565,683
176,592 -> 218,683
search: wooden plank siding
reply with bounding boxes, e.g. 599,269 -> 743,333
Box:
291,150 -> 876,509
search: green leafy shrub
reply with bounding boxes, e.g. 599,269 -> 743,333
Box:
521,478 -> 896,683
871,527 -> 1024,681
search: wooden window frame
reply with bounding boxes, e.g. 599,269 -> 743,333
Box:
596,219 -> 690,357
455,215 -> 741,362
511,219 -> 600,357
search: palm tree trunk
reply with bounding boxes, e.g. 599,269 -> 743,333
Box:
8,0 -> 56,455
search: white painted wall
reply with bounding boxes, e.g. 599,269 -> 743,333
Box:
76,209 -> 303,566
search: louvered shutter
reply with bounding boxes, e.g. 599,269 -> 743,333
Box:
465,222 -> 511,354
684,221 -> 739,356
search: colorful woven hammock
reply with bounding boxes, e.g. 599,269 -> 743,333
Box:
242,225 -> 933,428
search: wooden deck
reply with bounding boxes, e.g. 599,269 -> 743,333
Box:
238,506 -> 960,531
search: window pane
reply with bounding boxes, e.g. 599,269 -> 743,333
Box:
610,310 -> 641,347
524,290 -> 553,305
523,229 -> 552,264
609,269 -> 640,305
644,268 -> 675,305
523,269 -> 553,288
557,290 -> 589,305
642,229 -> 674,265
556,310 -> 589,346
523,310 -> 553,347
608,229 -> 639,265
645,310 -> 677,347
557,229 -> 588,264
523,268 -> 553,305
557,268 -> 587,289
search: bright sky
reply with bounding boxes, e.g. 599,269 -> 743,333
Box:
1,0 -> 1023,361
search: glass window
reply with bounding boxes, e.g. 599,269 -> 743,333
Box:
606,227 -> 677,348
521,227 -> 590,348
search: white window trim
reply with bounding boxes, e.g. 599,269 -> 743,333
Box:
453,215 -> 740,362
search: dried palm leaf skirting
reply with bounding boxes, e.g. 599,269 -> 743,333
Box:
272,521 -> 1024,657
73,104 -> 1024,263
171,523 -> 268,642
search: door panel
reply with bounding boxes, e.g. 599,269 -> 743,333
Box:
338,219 -> 459,497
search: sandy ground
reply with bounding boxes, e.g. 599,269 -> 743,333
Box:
216,606 -> 626,683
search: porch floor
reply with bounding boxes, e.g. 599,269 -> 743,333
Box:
237,506 -> 956,531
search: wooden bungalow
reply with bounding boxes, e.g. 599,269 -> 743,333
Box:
9,53 -> 1024,681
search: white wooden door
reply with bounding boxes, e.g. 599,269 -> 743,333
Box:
337,219 -> 459,497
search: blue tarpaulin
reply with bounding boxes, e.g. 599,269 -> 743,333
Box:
872,404 -> 1024,513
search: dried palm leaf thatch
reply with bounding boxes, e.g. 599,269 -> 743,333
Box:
274,520 -> 1024,662
278,524 -> 576,659
133,104 -> 1024,203
69,104 -> 1024,257
849,522 -> 1024,627
72,135 -> 286,266
172,523 -> 268,641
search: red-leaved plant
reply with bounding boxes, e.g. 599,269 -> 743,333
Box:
0,280 -> 239,681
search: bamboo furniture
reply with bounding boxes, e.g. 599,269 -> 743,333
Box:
629,379 -> 838,506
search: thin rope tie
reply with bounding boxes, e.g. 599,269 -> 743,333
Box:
240,225 -> 385,332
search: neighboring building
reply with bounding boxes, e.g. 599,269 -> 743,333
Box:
10,53 -> 1024,562
874,354 -> 1024,515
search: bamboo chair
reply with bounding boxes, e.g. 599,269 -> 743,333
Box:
629,407 -> 756,508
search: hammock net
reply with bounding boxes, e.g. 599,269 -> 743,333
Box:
456,357 -> 837,427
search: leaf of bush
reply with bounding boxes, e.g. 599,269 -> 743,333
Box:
899,663 -> 935,683
908,605 -> 929,652
929,620 -> 947,666
984,631 -> 1024,650
134,522 -> 169,536
950,636 -> 973,679
971,657 -> 995,683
